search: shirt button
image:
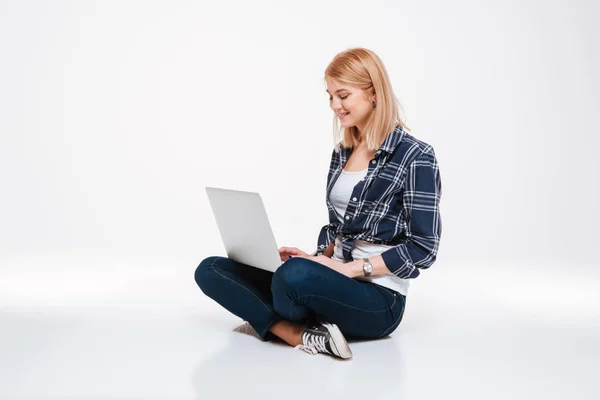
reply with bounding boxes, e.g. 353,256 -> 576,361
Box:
371,160 -> 376,164
352,197 -> 357,202
345,216 -> 350,220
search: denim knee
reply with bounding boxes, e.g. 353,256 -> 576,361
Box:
271,257 -> 313,294
194,256 -> 224,293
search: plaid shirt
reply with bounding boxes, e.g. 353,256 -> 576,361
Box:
316,125 -> 442,279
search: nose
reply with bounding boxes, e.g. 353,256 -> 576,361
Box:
330,97 -> 343,111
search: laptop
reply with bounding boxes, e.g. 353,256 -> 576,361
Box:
205,187 -> 283,272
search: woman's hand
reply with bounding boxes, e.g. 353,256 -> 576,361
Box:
297,255 -> 354,278
278,246 -> 308,262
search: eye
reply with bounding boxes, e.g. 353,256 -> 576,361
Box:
328,95 -> 349,101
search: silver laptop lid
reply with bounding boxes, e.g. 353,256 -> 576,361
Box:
205,187 -> 281,272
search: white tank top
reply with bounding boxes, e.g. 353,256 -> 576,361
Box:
328,168 -> 410,296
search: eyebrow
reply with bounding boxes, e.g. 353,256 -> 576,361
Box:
325,88 -> 350,94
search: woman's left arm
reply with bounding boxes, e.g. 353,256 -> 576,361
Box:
376,148 -> 442,279
341,254 -> 392,279
296,255 -> 385,278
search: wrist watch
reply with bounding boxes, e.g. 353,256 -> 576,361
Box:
362,258 -> 373,277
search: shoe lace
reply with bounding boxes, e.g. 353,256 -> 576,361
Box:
294,332 -> 330,355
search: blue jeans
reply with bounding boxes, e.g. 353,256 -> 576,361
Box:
194,256 -> 406,341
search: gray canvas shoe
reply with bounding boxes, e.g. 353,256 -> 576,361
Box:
295,321 -> 352,359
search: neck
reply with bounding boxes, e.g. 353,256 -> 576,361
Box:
354,143 -> 370,154
354,132 -> 365,147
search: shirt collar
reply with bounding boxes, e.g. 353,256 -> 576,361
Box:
338,125 -> 406,158
377,125 -> 406,155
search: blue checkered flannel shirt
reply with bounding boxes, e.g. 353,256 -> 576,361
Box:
316,125 -> 442,279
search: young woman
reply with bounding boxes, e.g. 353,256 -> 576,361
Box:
195,47 -> 442,360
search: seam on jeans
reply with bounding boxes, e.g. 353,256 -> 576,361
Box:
378,304 -> 405,338
297,294 -> 390,313
386,291 -> 397,309
259,317 -> 281,341
209,259 -> 274,315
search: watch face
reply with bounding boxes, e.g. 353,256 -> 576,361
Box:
364,261 -> 373,275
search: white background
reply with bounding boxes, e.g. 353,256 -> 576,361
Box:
1,1 -> 599,399
1,0 -> 599,267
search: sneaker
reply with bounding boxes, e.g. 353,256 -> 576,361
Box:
233,321 -> 264,341
295,321 -> 352,359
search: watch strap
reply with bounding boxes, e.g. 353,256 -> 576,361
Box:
362,258 -> 373,277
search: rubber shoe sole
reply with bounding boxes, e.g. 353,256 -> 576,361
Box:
322,322 -> 353,359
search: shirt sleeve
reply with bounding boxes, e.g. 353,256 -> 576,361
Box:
380,146 -> 442,279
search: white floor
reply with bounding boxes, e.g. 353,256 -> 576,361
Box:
1,253 -> 598,399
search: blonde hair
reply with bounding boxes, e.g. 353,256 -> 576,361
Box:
324,47 -> 410,151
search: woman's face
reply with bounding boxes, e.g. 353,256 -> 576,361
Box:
325,76 -> 375,133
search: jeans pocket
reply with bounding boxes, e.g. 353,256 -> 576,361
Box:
377,285 -> 401,308
375,286 -> 406,338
